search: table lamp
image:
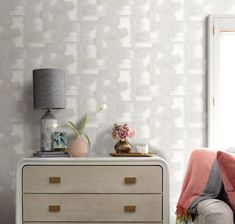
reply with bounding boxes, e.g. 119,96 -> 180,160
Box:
33,68 -> 65,152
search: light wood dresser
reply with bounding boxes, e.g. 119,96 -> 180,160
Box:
16,156 -> 169,224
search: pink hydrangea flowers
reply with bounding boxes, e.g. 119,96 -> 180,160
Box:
112,123 -> 136,141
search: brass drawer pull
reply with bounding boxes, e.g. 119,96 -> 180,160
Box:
49,177 -> 61,184
124,177 -> 136,184
124,205 -> 136,212
49,205 -> 60,212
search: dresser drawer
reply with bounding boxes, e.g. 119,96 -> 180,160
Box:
23,194 -> 162,222
23,165 -> 162,193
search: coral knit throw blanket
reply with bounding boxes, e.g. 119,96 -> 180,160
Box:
176,149 -> 222,223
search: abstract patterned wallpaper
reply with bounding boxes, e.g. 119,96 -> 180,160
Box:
1,0 -> 235,223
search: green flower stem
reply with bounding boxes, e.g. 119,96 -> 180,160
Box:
86,108 -> 102,125
68,104 -> 107,147
79,115 -> 87,134
68,121 -> 80,136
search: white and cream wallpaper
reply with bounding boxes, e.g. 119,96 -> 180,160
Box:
1,0 -> 235,223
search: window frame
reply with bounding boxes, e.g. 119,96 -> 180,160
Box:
207,14 -> 235,147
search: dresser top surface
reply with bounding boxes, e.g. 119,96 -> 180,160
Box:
17,155 -> 168,168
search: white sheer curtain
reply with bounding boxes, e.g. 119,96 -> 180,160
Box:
215,31 -> 235,148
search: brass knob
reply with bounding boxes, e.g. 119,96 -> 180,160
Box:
49,177 -> 61,184
49,205 -> 60,212
124,205 -> 136,212
124,177 -> 136,184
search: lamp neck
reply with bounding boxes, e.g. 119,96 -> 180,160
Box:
41,109 -> 56,120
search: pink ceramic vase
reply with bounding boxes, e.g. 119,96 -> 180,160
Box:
68,135 -> 89,157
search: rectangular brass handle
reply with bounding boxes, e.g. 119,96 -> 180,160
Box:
124,205 -> 136,212
49,177 -> 61,184
49,205 -> 60,212
124,177 -> 136,184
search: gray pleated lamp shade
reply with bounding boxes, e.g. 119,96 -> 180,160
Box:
33,68 -> 65,109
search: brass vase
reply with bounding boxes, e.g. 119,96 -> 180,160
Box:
114,140 -> 132,153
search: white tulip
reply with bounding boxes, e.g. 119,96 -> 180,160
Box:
101,104 -> 108,111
